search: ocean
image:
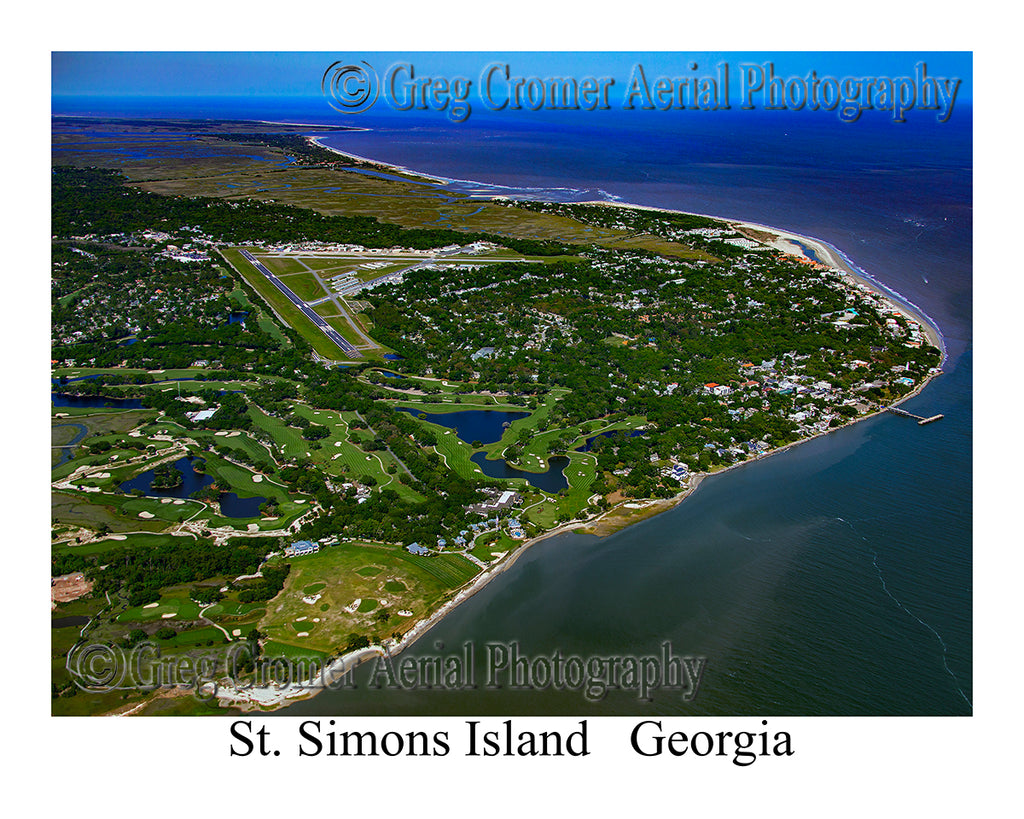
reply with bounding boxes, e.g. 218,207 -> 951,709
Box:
52,97 -> 972,715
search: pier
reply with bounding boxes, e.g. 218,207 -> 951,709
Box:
888,407 -> 944,425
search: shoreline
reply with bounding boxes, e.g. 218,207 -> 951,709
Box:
306,134 -> 945,366
214,133 -> 948,712
219,365 -> 941,712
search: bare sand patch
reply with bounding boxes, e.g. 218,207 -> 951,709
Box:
51,572 -> 94,605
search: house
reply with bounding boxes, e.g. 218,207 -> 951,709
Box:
406,542 -> 429,555
284,540 -> 320,557
471,347 -> 495,361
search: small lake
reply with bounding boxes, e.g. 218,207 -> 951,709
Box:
119,456 -> 267,518
575,429 -> 645,452
379,370 -> 406,379
791,239 -> 823,264
471,452 -> 569,492
383,353 -> 404,360
52,392 -> 144,409
227,311 -> 249,326
395,407 -> 529,445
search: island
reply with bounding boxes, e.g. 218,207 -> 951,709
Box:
50,118 -> 942,715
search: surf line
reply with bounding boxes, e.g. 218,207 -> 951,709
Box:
835,517 -> 972,710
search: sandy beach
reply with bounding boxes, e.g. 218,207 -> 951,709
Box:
575,200 -> 946,361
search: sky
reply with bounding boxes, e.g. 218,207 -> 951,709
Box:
52,51 -> 972,100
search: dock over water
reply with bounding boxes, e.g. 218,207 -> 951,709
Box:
888,407 -> 944,425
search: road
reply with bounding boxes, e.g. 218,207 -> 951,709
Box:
239,249 -> 361,358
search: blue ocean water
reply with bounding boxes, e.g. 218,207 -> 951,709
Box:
52,97 -> 971,714
307,109 -> 972,716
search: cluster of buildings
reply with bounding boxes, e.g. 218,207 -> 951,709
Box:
465,489 -> 523,516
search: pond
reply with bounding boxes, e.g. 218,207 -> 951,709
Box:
119,456 -> 267,518
51,392 -> 144,409
575,428 -> 645,452
379,370 -> 406,379
395,407 -> 529,445
470,452 -> 569,493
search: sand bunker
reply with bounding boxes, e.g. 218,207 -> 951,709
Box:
138,511 -> 155,519
398,610 -> 413,617
296,616 -> 307,622
143,602 -> 160,609
252,474 -> 263,483
161,612 -> 175,619
214,431 -> 228,437
160,498 -> 172,504
247,524 -> 259,532
303,593 -> 322,605
343,598 -> 362,613
172,499 -> 185,505
296,632 -> 309,638
232,628 -> 242,636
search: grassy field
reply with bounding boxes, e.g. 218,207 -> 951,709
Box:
273,270 -> 329,301
52,491 -> 170,534
251,402 -> 423,502
256,256 -> 309,275
260,542 -> 479,656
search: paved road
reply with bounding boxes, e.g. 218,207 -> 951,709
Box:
239,249 -> 361,358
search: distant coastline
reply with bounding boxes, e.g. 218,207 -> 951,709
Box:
307,135 -> 946,363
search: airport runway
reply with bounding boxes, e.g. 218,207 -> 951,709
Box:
239,249 -> 361,358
